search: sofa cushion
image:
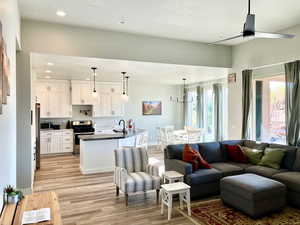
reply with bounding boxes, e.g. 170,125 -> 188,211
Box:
244,140 -> 268,150
182,144 -> 211,171
293,149 -> 300,171
245,165 -> 287,178
227,162 -> 253,170
210,162 -> 244,177
241,146 -> 264,165
258,149 -> 286,169
185,168 -> 222,185
272,172 -> 300,193
166,144 -> 199,160
220,140 -> 244,161
225,145 -> 248,163
198,142 -> 222,163
269,144 -> 297,170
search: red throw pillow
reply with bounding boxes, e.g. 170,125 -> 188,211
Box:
183,144 -> 211,171
225,144 -> 248,163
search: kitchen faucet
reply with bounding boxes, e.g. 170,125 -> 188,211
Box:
118,119 -> 127,134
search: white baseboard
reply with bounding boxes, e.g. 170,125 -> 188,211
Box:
80,166 -> 113,175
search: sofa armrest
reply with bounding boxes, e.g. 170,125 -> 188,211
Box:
146,158 -> 165,178
165,159 -> 193,175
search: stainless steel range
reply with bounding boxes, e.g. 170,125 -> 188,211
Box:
71,120 -> 95,154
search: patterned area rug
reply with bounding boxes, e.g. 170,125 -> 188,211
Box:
177,199 -> 300,225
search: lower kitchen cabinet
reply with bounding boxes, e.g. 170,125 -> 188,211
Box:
40,129 -> 73,154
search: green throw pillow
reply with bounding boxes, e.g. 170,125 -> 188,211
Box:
258,149 -> 286,169
241,146 -> 263,165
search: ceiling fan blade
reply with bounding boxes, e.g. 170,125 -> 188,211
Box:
255,32 -> 295,39
209,34 -> 243,45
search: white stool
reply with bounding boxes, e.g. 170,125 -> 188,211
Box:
163,171 -> 184,183
160,182 -> 191,220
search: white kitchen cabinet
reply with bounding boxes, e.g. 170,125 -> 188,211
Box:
71,81 -> 94,105
36,80 -> 71,118
40,131 -> 52,154
40,129 -> 73,154
92,83 -> 124,117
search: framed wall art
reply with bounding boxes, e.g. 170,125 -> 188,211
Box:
142,101 -> 162,115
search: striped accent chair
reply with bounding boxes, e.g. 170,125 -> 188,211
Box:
114,147 -> 161,206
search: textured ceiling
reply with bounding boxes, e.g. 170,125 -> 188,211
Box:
31,53 -> 228,85
19,0 -> 300,45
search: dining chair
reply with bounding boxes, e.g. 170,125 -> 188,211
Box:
187,128 -> 204,143
136,132 -> 149,150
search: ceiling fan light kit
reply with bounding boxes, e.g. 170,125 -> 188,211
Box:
211,0 -> 295,44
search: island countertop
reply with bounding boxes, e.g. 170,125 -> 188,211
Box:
78,129 -> 146,141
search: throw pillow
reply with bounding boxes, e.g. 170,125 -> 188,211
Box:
241,146 -> 263,165
258,149 -> 286,169
225,144 -> 249,163
182,144 -> 211,171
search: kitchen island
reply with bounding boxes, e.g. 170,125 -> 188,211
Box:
79,129 -> 147,174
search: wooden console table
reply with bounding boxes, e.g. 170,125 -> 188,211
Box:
0,192 -> 62,225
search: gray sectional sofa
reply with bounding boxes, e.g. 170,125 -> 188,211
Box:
164,140 -> 300,208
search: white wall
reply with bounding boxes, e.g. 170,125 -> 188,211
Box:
41,81 -> 182,145
123,81 -> 182,142
228,24 -> 300,139
0,0 -> 20,208
17,19 -> 232,190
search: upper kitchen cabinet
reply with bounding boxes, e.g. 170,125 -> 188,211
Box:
36,80 -> 72,118
71,81 -> 94,105
93,83 -> 124,117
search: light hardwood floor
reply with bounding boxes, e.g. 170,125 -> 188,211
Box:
34,148 -> 193,225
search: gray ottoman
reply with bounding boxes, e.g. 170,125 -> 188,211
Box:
220,173 -> 286,218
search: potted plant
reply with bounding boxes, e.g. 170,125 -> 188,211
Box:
4,185 -> 23,204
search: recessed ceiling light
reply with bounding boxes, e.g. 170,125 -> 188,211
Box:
47,62 -> 54,66
56,10 -> 66,17
86,78 -> 90,81
45,75 -> 51,79
45,70 -> 52,73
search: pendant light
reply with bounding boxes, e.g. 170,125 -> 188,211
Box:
91,67 -> 98,98
170,78 -> 194,103
121,72 -> 129,102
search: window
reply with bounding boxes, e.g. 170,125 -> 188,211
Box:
186,89 -> 198,128
254,75 -> 286,144
203,88 -> 214,141
186,86 -> 215,141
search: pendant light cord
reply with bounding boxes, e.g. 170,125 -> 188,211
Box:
248,0 -> 251,14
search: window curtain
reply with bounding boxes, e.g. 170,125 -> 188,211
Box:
284,60 -> 300,146
213,83 -> 223,141
196,86 -> 204,128
242,70 -> 253,139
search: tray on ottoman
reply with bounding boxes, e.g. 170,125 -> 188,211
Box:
220,173 -> 286,218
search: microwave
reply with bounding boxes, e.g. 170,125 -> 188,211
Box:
40,122 -> 52,129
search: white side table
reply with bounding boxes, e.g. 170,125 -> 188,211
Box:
160,182 -> 191,220
164,171 -> 184,183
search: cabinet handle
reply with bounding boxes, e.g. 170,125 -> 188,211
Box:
81,99 -> 85,104
111,110 -> 115,115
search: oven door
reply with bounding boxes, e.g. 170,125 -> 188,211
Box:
73,132 -> 94,154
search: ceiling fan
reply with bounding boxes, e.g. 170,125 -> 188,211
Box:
211,0 -> 295,44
